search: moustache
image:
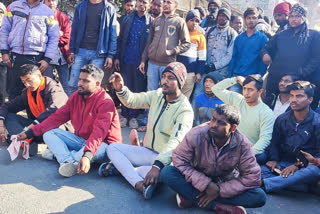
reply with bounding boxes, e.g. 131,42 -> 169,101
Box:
161,84 -> 169,88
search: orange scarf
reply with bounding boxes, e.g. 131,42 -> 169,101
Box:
27,77 -> 46,118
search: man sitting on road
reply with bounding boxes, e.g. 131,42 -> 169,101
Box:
261,81 -> 320,193
102,62 -> 193,200
161,104 -> 266,213
212,75 -> 274,164
0,64 -> 68,155
17,65 -> 122,178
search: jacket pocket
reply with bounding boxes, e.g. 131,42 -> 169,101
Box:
27,16 -> 47,49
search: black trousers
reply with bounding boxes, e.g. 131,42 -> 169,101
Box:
0,63 -> 7,106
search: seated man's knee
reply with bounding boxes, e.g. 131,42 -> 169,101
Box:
253,188 -> 267,207
160,165 -> 179,184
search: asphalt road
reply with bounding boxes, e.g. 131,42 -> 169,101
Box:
0,127 -> 319,214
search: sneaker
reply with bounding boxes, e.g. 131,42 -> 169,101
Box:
98,161 -> 118,177
215,203 -> 246,214
58,162 -> 78,178
41,149 -> 55,161
120,116 -> 128,128
176,194 -> 192,208
129,118 -> 139,129
129,129 -> 140,146
143,184 -> 154,200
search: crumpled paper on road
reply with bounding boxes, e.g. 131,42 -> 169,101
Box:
7,135 -> 30,161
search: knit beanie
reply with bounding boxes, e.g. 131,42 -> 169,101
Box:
290,3 -> 307,20
203,72 -> 224,86
273,2 -> 292,16
208,0 -> 222,9
218,7 -> 231,20
163,62 -> 187,89
186,9 -> 201,22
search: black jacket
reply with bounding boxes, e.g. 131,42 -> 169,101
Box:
0,77 -> 68,124
268,109 -> 320,162
116,11 -> 153,62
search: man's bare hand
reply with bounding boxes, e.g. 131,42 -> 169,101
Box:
143,166 -> 160,186
138,62 -> 146,75
266,161 -> 280,172
109,72 -> 124,92
104,57 -> 113,70
114,59 -> 120,72
0,126 -> 8,143
197,182 -> 219,208
280,164 -> 298,178
38,60 -> 49,73
263,53 -> 272,65
2,54 -> 12,67
16,132 -> 27,141
68,53 -> 75,64
236,76 -> 245,85
77,157 -> 91,174
195,73 -> 201,83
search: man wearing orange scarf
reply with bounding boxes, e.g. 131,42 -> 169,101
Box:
0,64 -> 68,155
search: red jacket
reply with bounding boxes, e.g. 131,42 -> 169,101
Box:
30,88 -> 122,155
55,9 -> 71,61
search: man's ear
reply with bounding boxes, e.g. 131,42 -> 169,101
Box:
96,81 -> 101,87
308,97 -> 313,104
231,124 -> 237,132
258,88 -> 264,95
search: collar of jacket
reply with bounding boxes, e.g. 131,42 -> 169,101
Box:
80,87 -> 104,102
289,108 -> 315,125
161,92 -> 182,104
160,13 -> 178,19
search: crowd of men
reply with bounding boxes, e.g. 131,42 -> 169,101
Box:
0,0 -> 320,213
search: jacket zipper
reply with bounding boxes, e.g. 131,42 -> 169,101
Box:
77,99 -> 87,136
151,101 -> 168,149
154,17 -> 167,60
22,9 -> 31,54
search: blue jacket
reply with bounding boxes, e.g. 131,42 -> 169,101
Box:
228,30 -> 267,77
0,0 -> 59,62
70,0 -> 117,58
268,109 -> 320,162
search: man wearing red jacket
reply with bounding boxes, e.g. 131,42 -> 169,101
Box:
17,64 -> 122,177
44,0 -> 71,93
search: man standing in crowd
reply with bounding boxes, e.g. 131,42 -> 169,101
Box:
230,15 -> 244,34
212,75 -> 274,164
118,0 -> 136,24
114,0 -> 152,128
17,65 -> 122,178
177,9 -> 206,100
273,2 -> 292,34
161,104 -> 266,213
103,62 -> 193,200
261,81 -> 320,193
68,0 -> 117,96
0,2 -> 6,106
200,0 -> 221,29
192,7 -> 237,105
150,0 -> 162,18
262,3 -> 320,109
0,0 -> 59,100
264,74 -> 299,119
0,64 -> 68,154
139,0 -> 190,91
44,0 -> 71,93
228,6 -> 267,93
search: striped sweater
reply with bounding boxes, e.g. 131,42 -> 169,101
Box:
177,29 -> 206,74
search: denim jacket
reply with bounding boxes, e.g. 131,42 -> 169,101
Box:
0,0 -> 59,62
70,0 -> 117,58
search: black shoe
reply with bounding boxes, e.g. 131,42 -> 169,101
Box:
29,143 -> 38,156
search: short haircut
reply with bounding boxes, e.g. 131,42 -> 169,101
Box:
19,64 -> 41,77
194,6 -> 206,17
243,75 -> 263,90
214,104 -> 240,126
80,64 -> 104,82
231,14 -> 243,22
286,81 -> 315,98
280,74 -> 300,82
124,0 -> 136,4
244,6 -> 258,19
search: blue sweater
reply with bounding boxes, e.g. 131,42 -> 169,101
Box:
228,30 -> 267,77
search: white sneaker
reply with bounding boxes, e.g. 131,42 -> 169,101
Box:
41,149 -> 55,161
58,162 -> 78,177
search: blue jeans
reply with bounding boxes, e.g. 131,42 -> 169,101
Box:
147,62 -> 166,91
45,64 -> 69,93
160,166 -> 266,210
68,48 -> 105,96
261,161 -> 320,193
255,152 -> 268,165
43,128 -> 108,164
5,113 -> 33,135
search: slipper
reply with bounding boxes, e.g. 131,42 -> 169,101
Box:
98,161 -> 116,177
143,184 -> 154,200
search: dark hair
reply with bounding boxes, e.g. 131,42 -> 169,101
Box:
243,75 -> 263,90
231,14 -> 243,22
286,81 -> 315,98
194,6 -> 206,17
124,0 -> 136,3
80,64 -> 104,82
244,6 -> 258,19
280,74 -> 300,82
19,64 -> 41,77
214,104 -> 240,126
